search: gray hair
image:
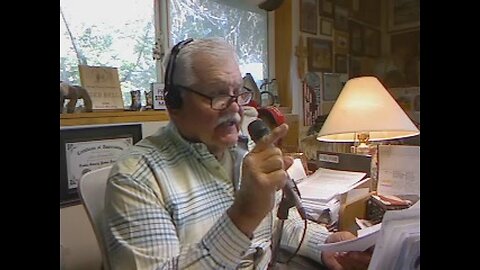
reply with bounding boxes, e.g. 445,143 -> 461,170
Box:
163,37 -> 240,87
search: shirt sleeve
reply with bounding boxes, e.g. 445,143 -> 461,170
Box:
103,158 -> 252,270
280,207 -> 331,265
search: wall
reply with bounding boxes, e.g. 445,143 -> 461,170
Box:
60,121 -> 168,270
274,0 -> 420,154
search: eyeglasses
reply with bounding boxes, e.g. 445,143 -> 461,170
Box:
175,85 -> 253,110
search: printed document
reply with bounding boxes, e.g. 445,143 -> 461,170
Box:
297,168 -> 366,202
377,145 -> 420,197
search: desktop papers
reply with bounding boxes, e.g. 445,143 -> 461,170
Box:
377,145 -> 420,197
290,166 -> 367,224
286,158 -> 308,182
368,201 -> 420,270
296,168 -> 367,202
318,223 -> 381,252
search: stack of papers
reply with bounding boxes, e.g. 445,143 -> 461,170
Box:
296,168 -> 367,202
287,163 -> 368,224
367,200 -> 420,270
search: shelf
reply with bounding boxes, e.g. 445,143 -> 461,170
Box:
60,110 -> 170,126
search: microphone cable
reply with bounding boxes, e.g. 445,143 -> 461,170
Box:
277,179 -> 308,265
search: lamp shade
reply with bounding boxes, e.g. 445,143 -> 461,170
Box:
317,76 -> 419,142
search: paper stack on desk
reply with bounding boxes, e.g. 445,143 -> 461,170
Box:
287,164 -> 368,224
296,168 -> 367,202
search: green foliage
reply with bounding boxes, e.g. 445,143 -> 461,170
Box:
61,0 -> 268,107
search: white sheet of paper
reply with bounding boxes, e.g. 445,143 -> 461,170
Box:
317,223 -> 381,252
377,145 -> 420,196
368,201 -> 420,270
287,158 -> 307,182
297,168 -> 366,202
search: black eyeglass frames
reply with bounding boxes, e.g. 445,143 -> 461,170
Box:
175,85 -> 253,110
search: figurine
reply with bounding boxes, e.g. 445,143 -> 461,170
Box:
60,81 -> 93,113
145,90 -> 153,110
129,90 -> 142,111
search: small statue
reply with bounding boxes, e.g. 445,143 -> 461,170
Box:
145,90 -> 153,110
129,90 -> 142,111
60,81 -> 93,113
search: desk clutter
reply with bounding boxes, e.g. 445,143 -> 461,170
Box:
291,144 -> 420,269
367,193 -> 419,224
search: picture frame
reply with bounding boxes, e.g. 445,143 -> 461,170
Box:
78,65 -> 125,111
390,30 -> 420,86
60,124 -> 142,207
349,56 -> 362,78
334,30 -> 349,55
334,5 -> 349,31
323,73 -> 348,102
363,26 -> 380,57
349,21 -> 363,56
335,54 -> 348,73
350,0 -> 381,27
302,74 -> 322,126
318,0 -> 334,18
388,0 -> 420,32
307,38 -> 333,72
300,0 -> 318,35
320,19 -> 333,36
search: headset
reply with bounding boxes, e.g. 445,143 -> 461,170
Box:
164,38 -> 194,109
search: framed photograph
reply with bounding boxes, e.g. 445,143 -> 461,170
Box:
60,124 -> 142,207
318,0 -> 334,18
363,26 -> 380,57
334,5 -> 349,31
349,56 -> 362,78
334,30 -> 349,55
300,0 -> 318,35
349,21 -> 363,56
323,73 -> 348,101
363,0 -> 381,26
388,0 -> 420,32
320,19 -> 333,36
350,0 -> 381,27
335,54 -> 348,73
390,30 -> 420,86
307,38 -> 333,72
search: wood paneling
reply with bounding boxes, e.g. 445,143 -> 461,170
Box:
274,0 -> 293,109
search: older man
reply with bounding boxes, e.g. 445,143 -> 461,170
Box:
103,38 -> 371,270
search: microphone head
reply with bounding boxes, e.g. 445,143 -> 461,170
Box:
248,119 -> 271,143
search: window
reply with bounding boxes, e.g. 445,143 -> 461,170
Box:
60,0 -> 269,109
168,0 -> 269,82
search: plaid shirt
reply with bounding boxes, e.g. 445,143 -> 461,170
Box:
103,123 -> 330,270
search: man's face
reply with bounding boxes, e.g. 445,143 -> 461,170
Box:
171,55 -> 244,155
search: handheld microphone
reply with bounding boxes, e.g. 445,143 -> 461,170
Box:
248,119 -> 307,220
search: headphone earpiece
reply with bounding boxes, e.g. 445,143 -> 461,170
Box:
164,38 -> 194,109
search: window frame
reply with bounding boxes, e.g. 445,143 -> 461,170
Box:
155,0 -> 275,84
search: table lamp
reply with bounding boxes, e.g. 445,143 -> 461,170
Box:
316,76 -> 419,155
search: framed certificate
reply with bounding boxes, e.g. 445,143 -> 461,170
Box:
60,124 -> 142,207
78,65 -> 125,110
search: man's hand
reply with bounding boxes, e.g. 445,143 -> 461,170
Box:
321,231 -> 373,270
228,123 -> 292,236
